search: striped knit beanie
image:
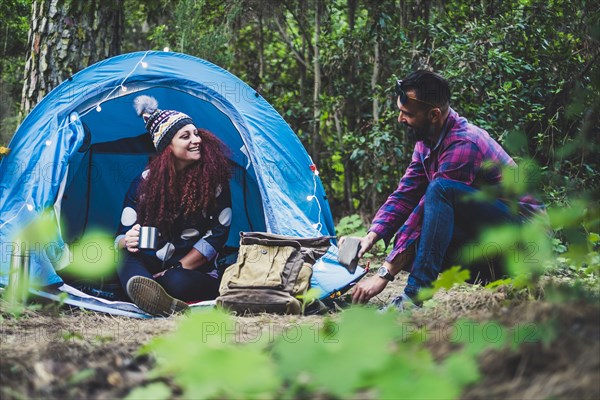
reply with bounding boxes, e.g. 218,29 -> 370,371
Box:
133,95 -> 194,152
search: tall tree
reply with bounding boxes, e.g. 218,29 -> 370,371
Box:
21,0 -> 124,114
370,2 -> 383,125
0,0 -> 30,143
312,0 -> 323,165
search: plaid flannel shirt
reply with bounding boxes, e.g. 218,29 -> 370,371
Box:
369,108 -> 544,263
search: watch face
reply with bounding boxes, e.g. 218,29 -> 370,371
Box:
378,266 -> 387,277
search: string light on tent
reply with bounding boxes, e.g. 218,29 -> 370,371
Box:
3,51 -> 154,230
0,199 -> 36,230
307,164 -> 323,233
73,50 -> 151,120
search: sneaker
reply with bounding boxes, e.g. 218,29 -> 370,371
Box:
378,293 -> 416,313
126,276 -> 189,317
71,281 -> 127,301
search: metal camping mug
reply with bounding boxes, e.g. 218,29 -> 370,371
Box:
8,241 -> 30,303
138,226 -> 159,250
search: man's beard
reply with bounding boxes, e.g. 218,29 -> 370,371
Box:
405,122 -> 432,143
406,126 -> 427,142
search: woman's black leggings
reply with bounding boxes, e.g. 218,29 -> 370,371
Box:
118,252 -> 220,302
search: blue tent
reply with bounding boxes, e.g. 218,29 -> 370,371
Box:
0,51 -> 364,299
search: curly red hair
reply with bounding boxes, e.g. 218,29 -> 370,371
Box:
136,128 -> 231,236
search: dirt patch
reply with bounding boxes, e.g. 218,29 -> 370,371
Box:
1,272 -> 599,399
463,301 -> 600,399
0,308 -> 179,399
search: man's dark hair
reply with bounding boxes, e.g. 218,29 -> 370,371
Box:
399,70 -> 451,111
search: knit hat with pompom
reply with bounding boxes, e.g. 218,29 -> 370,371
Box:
133,95 -> 194,152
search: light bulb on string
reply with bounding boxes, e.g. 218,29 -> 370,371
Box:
121,85 -> 128,92
96,104 -> 102,112
141,61 -> 148,68
26,204 -> 34,212
69,113 -> 78,122
45,140 -> 52,146
163,47 -> 170,52
308,163 -> 323,234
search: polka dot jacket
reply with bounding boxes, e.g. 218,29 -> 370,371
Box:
115,170 -> 232,278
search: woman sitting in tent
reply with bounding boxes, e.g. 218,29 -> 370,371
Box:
115,95 -> 232,316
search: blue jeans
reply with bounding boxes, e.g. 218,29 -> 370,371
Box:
404,179 -> 521,299
118,251 -> 220,302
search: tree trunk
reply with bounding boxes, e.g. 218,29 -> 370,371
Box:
311,0 -> 322,166
333,106 -> 354,213
342,2 -> 359,214
347,0 -> 358,30
371,38 -> 381,124
21,0 -> 124,114
257,11 -> 265,86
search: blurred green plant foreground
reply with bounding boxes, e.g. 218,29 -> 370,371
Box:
125,180 -> 597,400
131,302 -> 574,399
128,306 -> 529,399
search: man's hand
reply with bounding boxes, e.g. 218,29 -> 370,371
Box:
340,231 -> 379,258
351,274 -> 388,304
357,231 -> 379,258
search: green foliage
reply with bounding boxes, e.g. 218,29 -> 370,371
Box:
297,287 -> 322,314
334,213 -> 385,258
478,193 -> 599,297
141,305 -> 558,399
547,200 -> 599,267
418,266 -> 471,302
2,208 -> 119,311
335,214 -> 365,237
142,309 -> 281,399
66,368 -> 95,386
0,0 -> 30,143
451,317 -> 559,355
358,347 -> 477,400
13,209 -> 118,280
552,237 -> 568,254
484,277 -> 515,290
451,320 -> 507,357
273,308 -> 404,398
3,209 -> 58,307
125,382 -> 172,400
63,230 -> 119,279
141,308 -> 468,398
132,0 -> 238,68
477,220 -> 553,281
1,300 -> 27,318
2,0 -> 598,218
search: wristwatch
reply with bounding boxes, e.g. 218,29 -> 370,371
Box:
377,266 -> 395,282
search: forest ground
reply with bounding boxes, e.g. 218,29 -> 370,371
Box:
1,268 -> 599,400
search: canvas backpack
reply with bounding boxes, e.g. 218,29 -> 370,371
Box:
216,232 -> 332,315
